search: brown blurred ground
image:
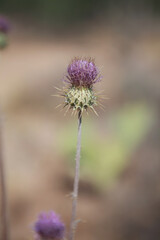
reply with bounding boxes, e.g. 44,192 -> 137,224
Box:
0,17 -> 160,240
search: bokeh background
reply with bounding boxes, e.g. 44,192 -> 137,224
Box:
0,1 -> 160,239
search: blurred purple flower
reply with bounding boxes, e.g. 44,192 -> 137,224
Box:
34,211 -> 65,240
65,57 -> 102,88
0,16 -> 10,33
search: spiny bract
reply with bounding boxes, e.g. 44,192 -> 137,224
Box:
64,86 -> 97,113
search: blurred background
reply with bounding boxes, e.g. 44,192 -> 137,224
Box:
0,0 -> 160,239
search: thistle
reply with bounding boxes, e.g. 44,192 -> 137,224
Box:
33,211 -> 65,240
56,57 -> 102,240
31,58 -> 102,240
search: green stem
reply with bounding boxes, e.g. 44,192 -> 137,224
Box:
69,111 -> 82,240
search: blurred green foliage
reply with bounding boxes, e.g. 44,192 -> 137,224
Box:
59,102 -> 155,189
0,0 -> 105,27
0,32 -> 8,49
0,0 -> 160,27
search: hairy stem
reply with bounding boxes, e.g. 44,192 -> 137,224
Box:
0,114 -> 9,240
69,110 -> 82,240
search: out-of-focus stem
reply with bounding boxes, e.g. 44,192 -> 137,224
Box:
69,110 -> 82,240
0,113 -> 10,240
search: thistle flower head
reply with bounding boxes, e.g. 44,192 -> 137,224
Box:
66,57 -> 101,88
0,16 -> 10,33
33,211 -> 65,240
55,57 -> 102,115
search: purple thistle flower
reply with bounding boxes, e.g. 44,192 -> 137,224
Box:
0,16 -> 10,33
34,211 -> 65,240
65,57 -> 101,88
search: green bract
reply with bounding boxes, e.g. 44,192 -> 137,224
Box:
0,33 -> 8,49
65,87 -> 97,112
